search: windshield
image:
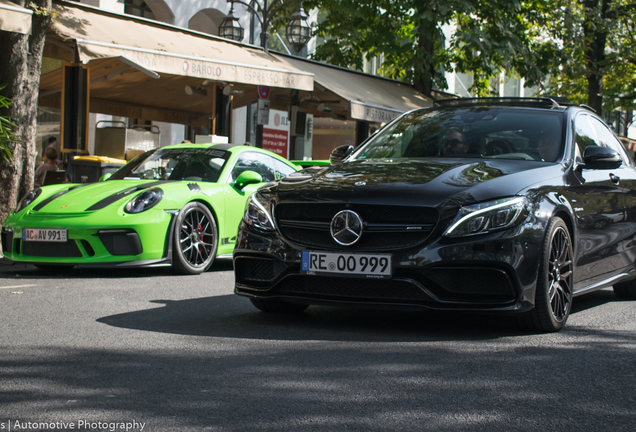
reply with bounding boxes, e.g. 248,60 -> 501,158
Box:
351,107 -> 566,162
109,147 -> 230,182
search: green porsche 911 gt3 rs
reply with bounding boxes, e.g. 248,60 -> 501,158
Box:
1,143 -> 299,274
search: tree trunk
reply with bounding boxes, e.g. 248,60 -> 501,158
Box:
412,8 -> 437,98
0,0 -> 52,225
583,0 -> 610,116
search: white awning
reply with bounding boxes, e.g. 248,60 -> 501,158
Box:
0,0 -> 32,35
273,54 -> 432,122
49,1 -> 313,91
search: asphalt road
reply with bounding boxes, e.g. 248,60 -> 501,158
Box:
1,260 -> 635,432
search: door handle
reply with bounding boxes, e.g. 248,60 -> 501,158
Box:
610,173 -> 620,184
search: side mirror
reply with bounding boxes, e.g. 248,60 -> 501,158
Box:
99,173 -> 112,182
582,146 -> 623,170
330,145 -> 354,165
234,170 -> 263,190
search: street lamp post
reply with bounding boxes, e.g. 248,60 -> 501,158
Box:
219,0 -> 312,154
219,0 -> 311,54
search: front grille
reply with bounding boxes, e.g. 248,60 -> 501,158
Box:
1,229 -> 13,254
263,268 -> 517,305
281,227 -> 429,250
97,230 -> 143,256
276,203 -> 438,251
22,240 -> 82,257
277,203 -> 437,224
81,240 -> 95,257
273,275 -> 432,301
422,267 -> 516,301
235,257 -> 289,287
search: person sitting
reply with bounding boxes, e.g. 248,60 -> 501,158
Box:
443,130 -> 469,155
34,147 -> 60,188
44,136 -> 62,165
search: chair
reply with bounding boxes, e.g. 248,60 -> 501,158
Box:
42,170 -> 67,186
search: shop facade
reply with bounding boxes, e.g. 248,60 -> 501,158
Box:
35,0 -> 432,164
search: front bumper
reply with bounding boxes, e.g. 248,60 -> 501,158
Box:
233,221 -> 542,312
1,208 -> 176,267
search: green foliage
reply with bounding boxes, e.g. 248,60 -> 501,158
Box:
27,1 -> 58,19
305,0 -> 542,95
305,0 -> 636,115
304,0 -> 451,92
464,0 -> 636,113
0,88 -> 17,162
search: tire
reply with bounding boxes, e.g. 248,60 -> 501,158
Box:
250,297 -> 309,314
519,217 -> 573,332
172,202 -> 217,275
613,279 -> 636,299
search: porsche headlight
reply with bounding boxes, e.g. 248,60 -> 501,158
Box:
124,188 -> 163,214
443,197 -> 528,238
15,188 -> 42,213
244,192 -> 276,231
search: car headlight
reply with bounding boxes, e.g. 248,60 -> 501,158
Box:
244,192 -> 276,231
124,188 -> 163,214
15,188 -> 42,213
443,197 -> 528,238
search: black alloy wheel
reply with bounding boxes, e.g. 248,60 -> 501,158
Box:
520,217 -> 573,332
172,202 -> 217,275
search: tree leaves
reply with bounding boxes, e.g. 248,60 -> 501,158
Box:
307,0 -> 540,96
306,0 -> 635,115
0,88 -> 16,162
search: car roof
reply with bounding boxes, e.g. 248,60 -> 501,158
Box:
157,143 -> 268,154
153,143 -> 294,164
432,97 -> 595,114
158,143 -> 241,151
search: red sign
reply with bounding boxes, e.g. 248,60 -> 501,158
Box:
261,109 -> 289,158
262,128 -> 289,158
258,85 -> 270,99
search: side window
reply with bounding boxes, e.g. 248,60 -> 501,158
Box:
230,152 -> 276,183
272,158 -> 297,180
574,114 -> 600,157
589,116 -> 632,165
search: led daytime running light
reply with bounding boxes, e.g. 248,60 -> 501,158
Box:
244,193 -> 276,231
15,188 -> 42,213
124,188 -> 163,214
444,197 -> 526,237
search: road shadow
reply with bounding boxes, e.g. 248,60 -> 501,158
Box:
571,288 -> 617,313
97,289 -> 621,343
3,328 -> 636,431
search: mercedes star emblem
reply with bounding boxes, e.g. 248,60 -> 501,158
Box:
330,210 -> 364,246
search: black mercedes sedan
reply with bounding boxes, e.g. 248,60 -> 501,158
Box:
233,97 -> 636,332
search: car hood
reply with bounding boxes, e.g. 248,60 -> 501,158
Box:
29,180 -> 186,214
274,158 -> 563,207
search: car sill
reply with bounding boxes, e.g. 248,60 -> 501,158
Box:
573,273 -> 633,297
